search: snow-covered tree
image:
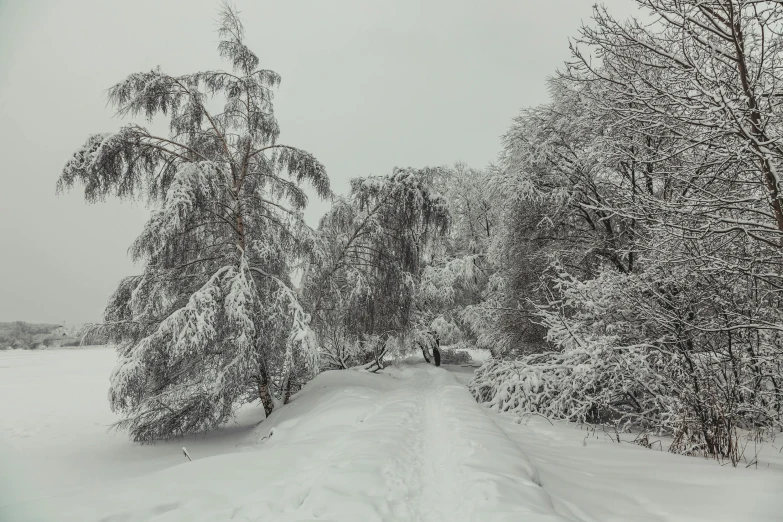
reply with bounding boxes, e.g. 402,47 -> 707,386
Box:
57,4 -> 329,442
474,1 -> 783,465
416,163 -> 506,353
487,73 -> 652,356
303,167 -> 449,370
571,1 -> 783,240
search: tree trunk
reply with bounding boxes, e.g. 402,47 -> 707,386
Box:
283,372 -> 294,404
421,343 -> 431,363
258,371 -> 274,417
730,11 -> 783,233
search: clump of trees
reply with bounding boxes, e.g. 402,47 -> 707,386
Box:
299,162 -> 506,371
0,322 -> 63,349
416,164 -> 505,353
471,0 -> 783,466
59,4 -> 459,443
302,167 -> 449,370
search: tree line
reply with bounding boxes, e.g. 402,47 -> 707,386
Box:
472,0 -> 783,466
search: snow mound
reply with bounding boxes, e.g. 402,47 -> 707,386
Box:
4,362 -> 565,521
491,413 -> 783,522
3,348 -> 780,522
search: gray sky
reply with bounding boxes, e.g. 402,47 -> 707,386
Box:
0,0 -> 637,324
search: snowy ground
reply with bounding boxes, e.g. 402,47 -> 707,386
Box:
1,347 -> 782,521
0,347 -> 263,519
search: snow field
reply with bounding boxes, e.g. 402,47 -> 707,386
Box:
2,347 -> 782,521
494,413 -> 783,521
1,349 -> 564,521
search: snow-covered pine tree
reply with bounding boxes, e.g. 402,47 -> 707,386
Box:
57,4 -> 329,442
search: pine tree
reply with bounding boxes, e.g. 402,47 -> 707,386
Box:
57,4 -> 329,442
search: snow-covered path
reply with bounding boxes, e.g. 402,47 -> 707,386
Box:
2,349 -> 781,521
340,365 -> 562,522
2,356 -> 563,521
217,365 -> 564,522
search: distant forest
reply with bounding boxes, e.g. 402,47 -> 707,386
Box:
0,322 -> 80,349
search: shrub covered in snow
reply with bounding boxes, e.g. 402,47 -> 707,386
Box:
438,348 -> 473,365
471,265 -> 783,465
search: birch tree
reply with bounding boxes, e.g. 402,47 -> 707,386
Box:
58,4 -> 329,442
303,168 -> 449,370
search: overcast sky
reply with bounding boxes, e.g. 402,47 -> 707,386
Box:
0,0 -> 637,324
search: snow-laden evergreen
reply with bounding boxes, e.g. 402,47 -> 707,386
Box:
57,5 -> 329,441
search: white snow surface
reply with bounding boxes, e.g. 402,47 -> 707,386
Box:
1,347 -> 782,521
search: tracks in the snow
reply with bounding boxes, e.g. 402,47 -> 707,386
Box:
379,366 -> 472,522
414,369 -> 468,522
381,364 -> 565,522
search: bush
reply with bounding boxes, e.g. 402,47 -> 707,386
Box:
471,266 -> 783,466
439,349 -> 473,365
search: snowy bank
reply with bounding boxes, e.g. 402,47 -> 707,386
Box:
2,356 -> 566,521
1,348 -> 781,521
